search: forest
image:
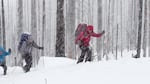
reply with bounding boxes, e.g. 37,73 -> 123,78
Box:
0,0 -> 149,66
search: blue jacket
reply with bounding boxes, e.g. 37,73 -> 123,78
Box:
0,47 -> 10,63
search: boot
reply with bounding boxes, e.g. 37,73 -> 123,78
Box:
23,65 -> 30,73
85,49 -> 92,62
85,56 -> 92,62
4,70 -> 6,75
77,57 -> 84,64
3,66 -> 7,75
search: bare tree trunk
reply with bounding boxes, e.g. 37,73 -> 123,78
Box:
111,1 -> 115,55
66,0 -> 75,59
148,0 -> 150,57
143,0 -> 147,57
103,0 -> 111,61
120,0 -> 123,57
75,0 -> 81,60
88,0 -> 90,24
131,0 -> 137,50
134,0 -> 143,58
134,0 -> 139,50
17,0 -> 23,38
107,0 -> 111,60
31,0 -> 38,66
97,0 -> 102,61
0,16 -> 1,45
56,0 -> 65,57
16,0 -> 23,66
102,0 -> 107,60
1,0 -> 6,49
116,24 -> 118,60
42,0 -> 45,56
81,0 -> 84,22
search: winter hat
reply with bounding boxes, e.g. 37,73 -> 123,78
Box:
87,25 -> 93,32
23,32 -> 31,35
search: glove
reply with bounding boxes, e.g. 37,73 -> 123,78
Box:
102,30 -> 105,35
8,48 -> 11,53
39,47 -> 44,50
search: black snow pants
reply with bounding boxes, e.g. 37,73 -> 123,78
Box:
0,61 -> 7,75
22,53 -> 32,72
77,45 -> 92,64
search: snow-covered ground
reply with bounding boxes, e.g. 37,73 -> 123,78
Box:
1,53 -> 150,84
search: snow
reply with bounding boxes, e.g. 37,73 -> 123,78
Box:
1,55 -> 150,84
22,32 -> 31,35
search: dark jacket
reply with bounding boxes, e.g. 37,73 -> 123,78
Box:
18,35 -> 40,55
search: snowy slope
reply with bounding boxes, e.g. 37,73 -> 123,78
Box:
0,56 -> 150,84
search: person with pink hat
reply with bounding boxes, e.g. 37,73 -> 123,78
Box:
75,24 -> 105,64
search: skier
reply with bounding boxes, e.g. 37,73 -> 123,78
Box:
18,32 -> 44,73
0,47 -> 11,75
75,24 -> 105,64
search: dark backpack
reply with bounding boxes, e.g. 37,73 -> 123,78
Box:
75,24 -> 87,38
75,23 -> 87,45
18,33 -> 30,50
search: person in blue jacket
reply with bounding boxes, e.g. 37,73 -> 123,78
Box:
0,47 -> 11,75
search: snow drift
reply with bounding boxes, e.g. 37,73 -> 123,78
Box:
0,56 -> 150,84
